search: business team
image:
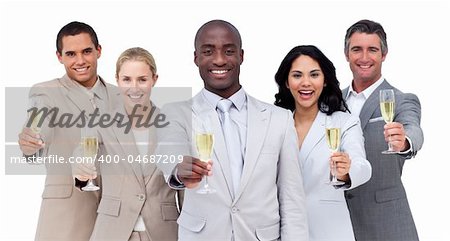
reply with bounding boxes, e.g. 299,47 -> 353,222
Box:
18,18 -> 423,241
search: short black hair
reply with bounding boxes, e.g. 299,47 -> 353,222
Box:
194,19 -> 242,50
56,21 -> 99,54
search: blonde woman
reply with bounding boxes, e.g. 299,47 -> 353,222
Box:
78,47 -> 182,241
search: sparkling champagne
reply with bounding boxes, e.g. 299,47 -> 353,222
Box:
196,133 -> 213,162
380,101 -> 395,123
326,128 -> 340,152
83,137 -> 98,159
28,112 -> 43,134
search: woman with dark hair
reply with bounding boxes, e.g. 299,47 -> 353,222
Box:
274,45 -> 371,241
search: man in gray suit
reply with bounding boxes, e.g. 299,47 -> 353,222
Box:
342,19 -> 424,241
156,20 -> 308,240
18,21 -> 120,241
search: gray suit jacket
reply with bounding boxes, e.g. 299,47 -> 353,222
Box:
342,79 -> 424,241
156,91 -> 308,241
89,105 -> 182,241
29,75 -> 120,241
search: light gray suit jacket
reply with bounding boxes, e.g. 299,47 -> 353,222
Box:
300,111 -> 371,241
342,79 -> 424,241
156,91 -> 308,241
29,75 -> 120,241
88,105 -> 182,241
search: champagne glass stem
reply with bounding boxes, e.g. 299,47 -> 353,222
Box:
87,179 -> 95,187
332,159 -> 338,182
204,176 -> 210,189
388,137 -> 394,151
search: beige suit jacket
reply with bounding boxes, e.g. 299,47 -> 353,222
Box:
89,105 -> 182,241
29,75 -> 120,241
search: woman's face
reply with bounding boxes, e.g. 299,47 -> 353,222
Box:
117,60 -> 157,111
287,55 -> 325,112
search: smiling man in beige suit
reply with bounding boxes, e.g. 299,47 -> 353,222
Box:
18,21 -> 120,241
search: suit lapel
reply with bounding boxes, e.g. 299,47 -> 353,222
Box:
60,75 -> 96,116
192,93 -> 234,198
299,111 -> 325,163
143,107 -> 159,185
111,107 -> 146,188
102,77 -> 121,112
234,96 -> 270,202
359,80 -> 391,130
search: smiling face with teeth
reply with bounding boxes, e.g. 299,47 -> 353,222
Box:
346,32 -> 386,92
287,55 -> 325,113
56,33 -> 101,88
194,21 -> 243,98
117,60 -> 157,113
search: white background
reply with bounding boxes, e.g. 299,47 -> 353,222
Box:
1,0 -> 449,240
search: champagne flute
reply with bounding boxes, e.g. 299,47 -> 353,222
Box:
379,89 -> 398,154
26,96 -> 44,158
325,115 -> 345,185
195,132 -> 216,194
28,96 -> 43,134
81,126 -> 100,191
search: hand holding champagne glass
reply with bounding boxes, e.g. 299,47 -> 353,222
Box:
28,96 -> 44,134
195,132 -> 216,194
24,96 -> 45,157
325,116 -> 345,185
81,126 -> 100,191
379,89 -> 398,154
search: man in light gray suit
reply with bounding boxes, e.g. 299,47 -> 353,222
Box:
342,19 -> 424,241
156,20 -> 308,241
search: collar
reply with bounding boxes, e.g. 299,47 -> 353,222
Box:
345,76 -> 384,100
202,87 -> 247,111
90,76 -> 107,100
71,76 -> 106,100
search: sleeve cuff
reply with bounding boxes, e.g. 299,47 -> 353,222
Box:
74,178 -> 89,191
398,135 -> 413,154
168,167 -> 185,190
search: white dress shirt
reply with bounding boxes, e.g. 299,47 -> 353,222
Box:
345,76 -> 412,154
201,88 -> 248,157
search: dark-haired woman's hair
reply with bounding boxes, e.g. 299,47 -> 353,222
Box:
274,45 -> 349,115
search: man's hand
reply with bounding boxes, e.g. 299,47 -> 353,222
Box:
177,156 -> 212,189
384,122 -> 409,152
71,145 -> 97,182
18,127 -> 45,156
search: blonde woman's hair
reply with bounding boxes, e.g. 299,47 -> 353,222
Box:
116,47 -> 157,79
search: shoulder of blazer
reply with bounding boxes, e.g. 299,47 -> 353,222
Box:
31,76 -> 65,89
247,93 -> 293,119
29,76 -> 69,99
246,94 -> 271,112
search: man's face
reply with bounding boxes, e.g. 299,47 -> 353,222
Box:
194,24 -> 243,98
56,33 -> 101,87
345,32 -> 386,85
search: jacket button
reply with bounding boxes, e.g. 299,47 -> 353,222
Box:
137,194 -> 146,201
346,193 -> 354,199
231,207 -> 238,213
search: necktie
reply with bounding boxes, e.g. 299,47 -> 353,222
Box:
217,99 -> 243,195
87,91 -> 97,109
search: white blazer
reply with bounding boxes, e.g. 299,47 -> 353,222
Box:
300,111 -> 371,241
